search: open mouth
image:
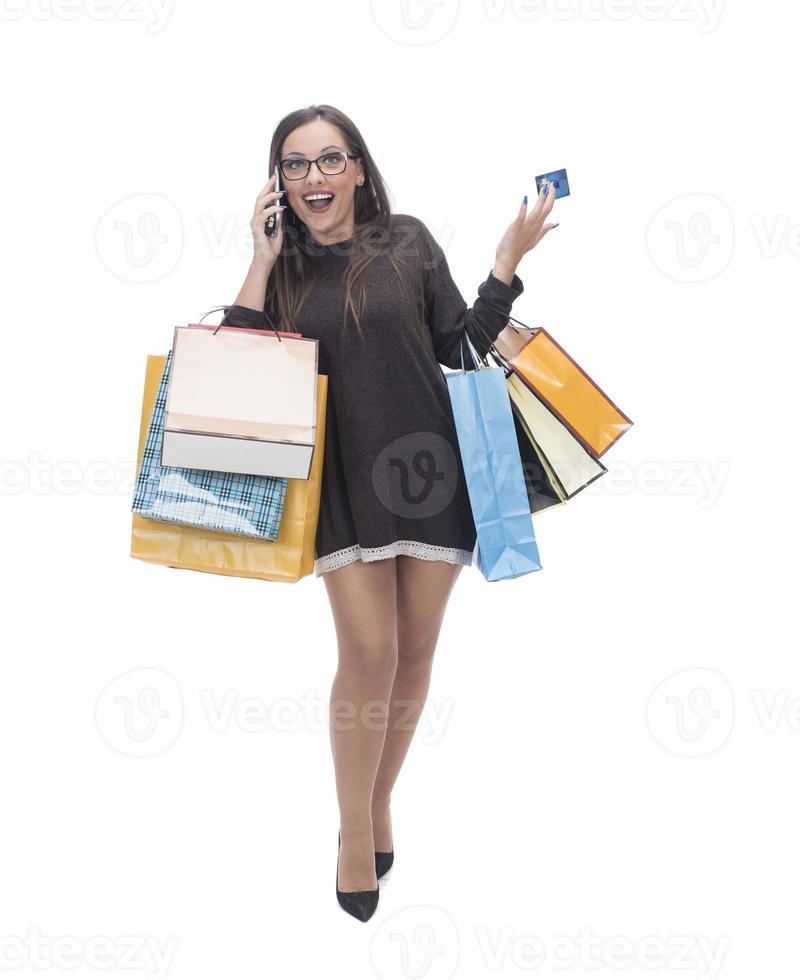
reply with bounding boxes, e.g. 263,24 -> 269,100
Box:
302,192 -> 335,214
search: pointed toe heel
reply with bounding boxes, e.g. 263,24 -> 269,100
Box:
336,831 -> 379,922
375,849 -> 394,878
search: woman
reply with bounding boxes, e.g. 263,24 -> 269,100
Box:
220,105 -> 557,922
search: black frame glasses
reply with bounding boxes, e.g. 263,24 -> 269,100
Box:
279,151 -> 360,181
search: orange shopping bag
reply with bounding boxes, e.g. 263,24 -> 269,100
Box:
130,354 -> 328,583
490,313 -> 633,458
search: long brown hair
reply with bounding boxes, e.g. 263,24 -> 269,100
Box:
265,104 -> 419,338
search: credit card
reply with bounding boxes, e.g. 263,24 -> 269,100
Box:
535,168 -> 570,199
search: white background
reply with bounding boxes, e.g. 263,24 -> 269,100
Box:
1,0 -> 799,976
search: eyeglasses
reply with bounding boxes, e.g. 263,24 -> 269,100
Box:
279,151 -> 359,181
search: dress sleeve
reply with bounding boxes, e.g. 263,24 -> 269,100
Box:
417,217 -> 525,370
218,304 -> 269,329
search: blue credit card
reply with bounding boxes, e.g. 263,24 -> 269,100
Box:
535,168 -> 570,199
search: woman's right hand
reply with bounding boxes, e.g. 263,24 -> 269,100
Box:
251,171 -> 286,267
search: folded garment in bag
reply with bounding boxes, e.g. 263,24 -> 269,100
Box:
132,351 -> 288,540
161,322 -> 319,479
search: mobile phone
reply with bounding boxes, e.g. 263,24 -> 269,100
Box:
265,163 -> 281,237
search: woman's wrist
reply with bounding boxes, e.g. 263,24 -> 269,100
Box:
492,255 -> 520,285
233,258 -> 274,311
248,256 -> 275,280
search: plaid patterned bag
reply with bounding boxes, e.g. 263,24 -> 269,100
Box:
131,351 -> 287,539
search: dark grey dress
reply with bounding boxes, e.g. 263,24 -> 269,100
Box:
221,213 -> 524,576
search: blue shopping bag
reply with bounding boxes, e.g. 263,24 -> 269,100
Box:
132,351 -> 288,539
445,332 -> 542,581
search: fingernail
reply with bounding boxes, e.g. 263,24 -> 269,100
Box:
279,205 -> 288,209
553,222 -> 559,228
523,194 -> 528,205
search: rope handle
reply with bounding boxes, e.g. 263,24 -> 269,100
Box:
474,295 -> 539,338
474,292 -> 546,376
458,327 -> 486,373
197,304 -> 284,342
459,293 -> 537,373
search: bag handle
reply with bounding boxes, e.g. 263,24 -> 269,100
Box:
458,328 -> 487,373
453,294 -> 531,373
465,296 -> 535,374
197,305 -> 285,343
475,296 -> 539,337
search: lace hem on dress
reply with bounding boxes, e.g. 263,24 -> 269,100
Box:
314,539 -> 474,577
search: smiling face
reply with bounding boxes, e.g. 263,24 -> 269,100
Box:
280,118 -> 365,246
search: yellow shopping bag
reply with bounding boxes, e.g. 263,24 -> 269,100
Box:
130,354 -> 328,583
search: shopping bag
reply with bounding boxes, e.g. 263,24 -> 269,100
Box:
466,326 -> 568,515
131,354 -> 328,583
469,313 -> 608,505
491,313 -> 633,458
506,372 -> 607,500
132,350 -> 288,539
162,322 -> 319,479
445,333 -> 542,582
510,407 -> 565,515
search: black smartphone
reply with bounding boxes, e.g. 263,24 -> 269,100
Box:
265,163 -> 281,237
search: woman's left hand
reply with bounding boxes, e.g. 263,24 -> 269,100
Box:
494,182 -> 558,280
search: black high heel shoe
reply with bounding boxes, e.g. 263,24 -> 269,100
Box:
375,848 -> 394,878
336,831 -> 379,922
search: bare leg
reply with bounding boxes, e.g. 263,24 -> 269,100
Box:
371,556 -> 464,852
323,556 -> 399,892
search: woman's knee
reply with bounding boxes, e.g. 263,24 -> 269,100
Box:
396,628 -> 439,671
338,636 -> 399,681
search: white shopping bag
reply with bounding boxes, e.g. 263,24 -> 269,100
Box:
161,323 -> 319,479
